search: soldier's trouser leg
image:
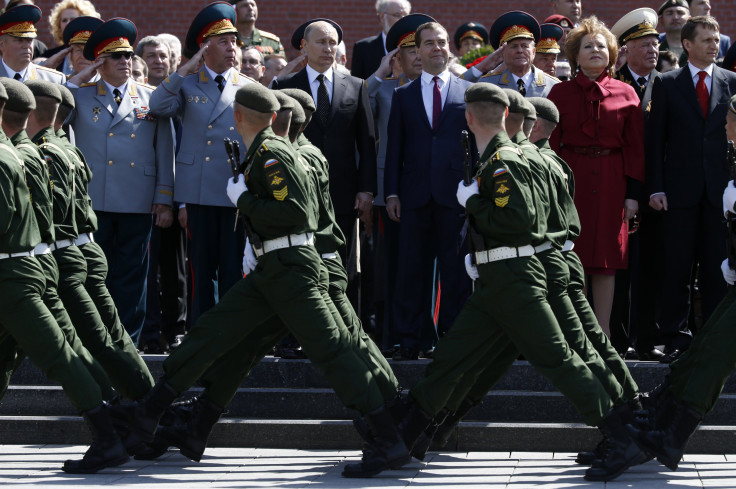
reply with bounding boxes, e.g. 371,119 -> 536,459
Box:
565,250 -> 639,400
163,247 -> 385,414
668,287 -> 736,417
37,254 -> 115,400
78,242 -> 154,398
0,257 -> 101,412
0,333 -> 22,400
55,248 -> 153,398
411,256 -> 612,426
324,255 -> 399,400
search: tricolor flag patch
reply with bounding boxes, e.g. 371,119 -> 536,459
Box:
493,167 -> 507,178
264,159 -> 278,168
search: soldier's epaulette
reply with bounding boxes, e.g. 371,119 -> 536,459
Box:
480,70 -> 503,79
79,82 -> 96,88
547,74 -> 561,83
35,65 -> 61,74
239,72 -> 259,84
259,30 -> 280,41
384,76 -> 398,81
134,80 -> 156,91
256,142 -> 269,157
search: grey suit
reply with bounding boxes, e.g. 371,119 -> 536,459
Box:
149,66 -> 252,323
0,60 -> 65,84
70,78 -> 175,342
468,65 -> 558,97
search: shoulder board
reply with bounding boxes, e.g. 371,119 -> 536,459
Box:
384,76 -> 398,81
35,65 -> 61,74
547,74 -> 560,83
80,82 -> 96,88
239,73 -> 259,84
481,71 -> 503,78
259,30 -> 280,41
134,81 -> 156,91
256,143 -> 269,157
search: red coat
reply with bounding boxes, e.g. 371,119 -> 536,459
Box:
548,71 -> 645,271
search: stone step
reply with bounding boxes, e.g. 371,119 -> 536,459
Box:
0,416 -> 733,453
9,356 -> 722,394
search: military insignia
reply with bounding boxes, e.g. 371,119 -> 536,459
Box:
535,71 -> 544,86
187,96 -> 194,103
270,174 -> 284,186
256,143 -> 269,157
500,72 -> 510,85
646,101 -> 652,112
201,97 -> 208,103
493,167 -> 508,177
93,115 -> 98,123
264,158 -> 278,168
92,107 -> 101,114
494,178 -> 512,207
267,167 -> 288,201
194,96 -> 200,103
134,107 -> 156,121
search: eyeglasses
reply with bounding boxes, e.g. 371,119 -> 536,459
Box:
109,51 -> 134,60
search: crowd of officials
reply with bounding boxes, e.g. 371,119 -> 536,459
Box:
2,0 -> 736,483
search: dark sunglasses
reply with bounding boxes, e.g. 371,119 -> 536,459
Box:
109,51 -> 134,60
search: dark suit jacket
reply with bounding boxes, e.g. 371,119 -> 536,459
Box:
273,68 -> 377,214
384,74 -> 474,210
351,34 -> 385,80
616,64 -> 658,121
647,65 -> 736,208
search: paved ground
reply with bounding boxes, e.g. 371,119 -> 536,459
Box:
1,445 -> 735,488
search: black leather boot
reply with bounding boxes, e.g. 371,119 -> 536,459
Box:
577,394 -> 646,465
627,400 -> 702,471
62,403 -> 130,473
109,380 -> 179,452
584,405 -> 650,481
410,409 -> 448,461
431,399 -> 475,449
342,406 -> 411,478
353,393 -> 406,445
157,397 -> 223,462
133,397 -> 200,460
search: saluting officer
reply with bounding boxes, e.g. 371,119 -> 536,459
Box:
0,4 -> 65,84
150,2 -> 253,324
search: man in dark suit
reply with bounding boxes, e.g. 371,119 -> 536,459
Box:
648,16 -> 736,363
384,21 -> 472,360
611,8 -> 665,361
350,0 -> 410,79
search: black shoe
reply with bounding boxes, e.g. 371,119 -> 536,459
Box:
342,406 -> 411,478
576,436 -> 608,465
637,348 -> 665,361
353,394 -> 406,445
132,397 -> 199,460
660,348 -> 684,364
63,403 -> 130,473
431,399 -> 475,450
421,347 -> 435,359
392,348 -> 418,361
626,400 -> 702,471
410,410 -> 448,461
168,334 -> 185,351
157,397 -> 223,462
622,347 -> 639,360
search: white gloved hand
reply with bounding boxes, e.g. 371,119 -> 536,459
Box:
722,258 -> 736,285
226,174 -> 248,206
464,253 -> 479,280
457,180 -> 479,208
242,237 -> 258,275
723,180 -> 736,218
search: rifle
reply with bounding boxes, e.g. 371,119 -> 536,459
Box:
224,138 -> 263,250
727,140 -> 736,269
460,130 -> 485,265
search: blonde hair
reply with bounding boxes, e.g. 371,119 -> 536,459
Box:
564,16 -> 618,77
47,0 -> 99,45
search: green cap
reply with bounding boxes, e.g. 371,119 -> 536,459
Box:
0,78 -> 34,111
234,83 -> 279,113
280,88 -> 315,113
289,97 -> 306,125
272,90 -> 297,112
25,80 -> 62,103
502,88 -> 533,117
464,82 -> 509,107
658,0 -> 688,16
523,99 -> 537,120
527,97 -> 559,123
57,84 -> 75,109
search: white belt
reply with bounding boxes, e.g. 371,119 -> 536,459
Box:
321,252 -> 338,259
52,239 -> 75,250
74,233 -> 94,246
534,241 -> 554,253
256,232 -> 314,256
474,245 -> 535,264
0,249 -> 34,260
562,240 -> 575,252
33,243 -> 52,255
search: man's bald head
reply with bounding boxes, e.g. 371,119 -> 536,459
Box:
303,21 -> 339,72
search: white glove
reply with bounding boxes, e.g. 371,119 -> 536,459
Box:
464,253 -> 479,280
242,237 -> 258,275
226,174 -> 248,206
722,258 -> 736,285
723,180 -> 736,218
457,180 -> 479,208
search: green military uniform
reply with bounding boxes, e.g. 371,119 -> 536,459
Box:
161,126 -> 386,414
241,27 -> 285,57
32,127 -> 153,400
409,131 -> 613,426
536,137 -> 639,400
0,128 -> 103,412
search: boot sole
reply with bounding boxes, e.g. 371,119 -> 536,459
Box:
341,454 -> 413,478
583,451 -> 650,482
157,431 -> 204,463
62,454 -> 130,474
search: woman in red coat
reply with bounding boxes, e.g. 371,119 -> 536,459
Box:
548,16 -> 645,337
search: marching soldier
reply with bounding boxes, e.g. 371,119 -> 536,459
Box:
0,4 -> 65,83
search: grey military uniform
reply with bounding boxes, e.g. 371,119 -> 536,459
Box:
470,66 -> 559,97
69,79 -> 174,213
0,60 -> 65,84
366,73 -> 411,206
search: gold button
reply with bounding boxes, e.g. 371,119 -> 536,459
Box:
205,156 -> 210,162
108,160 -> 113,165
108,132 -> 113,137
130,162 -> 135,167
207,125 -> 213,130
207,140 -> 212,146
229,127 -> 234,131
130,134 -> 135,139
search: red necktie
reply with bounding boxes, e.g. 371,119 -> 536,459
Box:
432,76 -> 441,129
696,71 -> 709,117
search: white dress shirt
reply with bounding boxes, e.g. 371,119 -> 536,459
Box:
511,69 -> 534,90
2,59 -> 27,81
420,69 -> 451,127
688,62 -> 713,94
103,79 -> 129,99
204,64 -> 232,84
306,64 -> 334,106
